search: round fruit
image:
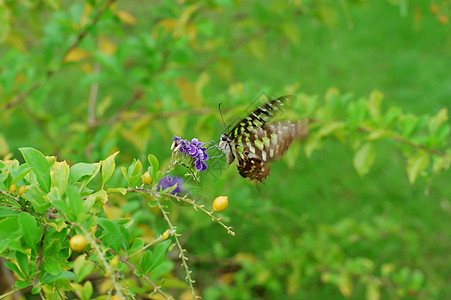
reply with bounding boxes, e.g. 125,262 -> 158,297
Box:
69,234 -> 88,252
141,171 -> 153,185
213,196 -> 228,212
110,255 -> 120,267
430,4 -> 439,15
438,15 -> 449,25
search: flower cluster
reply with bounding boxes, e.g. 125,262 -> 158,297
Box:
172,136 -> 209,172
157,175 -> 183,195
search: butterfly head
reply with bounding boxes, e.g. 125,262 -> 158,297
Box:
218,133 -> 235,164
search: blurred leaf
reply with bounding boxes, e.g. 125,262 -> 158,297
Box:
365,281 -> 381,300
428,108 -> 448,134
148,154 -> 159,179
0,3 -> 11,42
406,150 -> 429,184
167,115 -> 187,137
246,39 -> 266,60
353,142 -> 376,176
98,36 -> 117,56
338,272 -> 353,297
64,48 -> 91,63
19,147 -> 51,193
116,10 -> 137,25
176,77 -> 204,107
366,90 -> 383,122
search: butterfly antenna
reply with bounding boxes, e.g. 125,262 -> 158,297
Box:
218,103 -> 227,132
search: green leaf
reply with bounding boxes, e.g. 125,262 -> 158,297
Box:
69,163 -> 99,184
353,142 -> 376,176
22,185 -> 50,214
15,251 -> 30,279
19,213 -> 41,254
130,238 -> 145,255
19,147 -> 51,193
148,154 -> 159,178
101,151 -> 119,188
141,250 -> 153,274
407,150 -> 429,184
50,161 -> 70,195
66,185 -> 83,222
97,218 -> 121,253
15,280 -> 29,289
366,90 -> 383,122
6,261 -> 25,281
44,256 -> 63,276
74,254 -> 95,283
127,159 -> 143,188
150,240 -> 171,271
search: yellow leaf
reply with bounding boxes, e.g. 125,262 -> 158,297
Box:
367,90 -> 384,122
0,134 -> 9,156
116,10 -> 137,25
215,59 -> 233,82
338,272 -> 353,297
246,39 -> 266,60
228,82 -> 244,97
195,72 -> 210,97
176,77 -> 203,107
80,3 -> 93,28
64,48 -> 91,63
167,115 -> 187,137
98,36 -> 116,55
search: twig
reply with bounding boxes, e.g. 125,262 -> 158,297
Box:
106,88 -> 144,126
3,0 -> 117,110
156,200 -> 198,300
33,224 -> 48,285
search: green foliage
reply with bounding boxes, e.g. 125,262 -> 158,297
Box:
1,0 -> 450,299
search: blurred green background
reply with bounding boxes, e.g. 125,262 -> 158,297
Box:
0,0 -> 450,299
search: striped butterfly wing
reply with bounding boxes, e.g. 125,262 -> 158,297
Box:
234,120 -> 309,181
223,95 -> 309,181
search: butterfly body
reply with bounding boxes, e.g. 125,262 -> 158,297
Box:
218,96 -> 309,181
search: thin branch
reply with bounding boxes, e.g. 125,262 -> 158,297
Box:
33,224 -> 48,285
105,88 -> 144,127
156,200 -> 198,300
3,0 -> 117,110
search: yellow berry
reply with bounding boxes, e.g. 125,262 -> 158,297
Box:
111,296 -> 122,300
9,184 -> 17,194
430,4 -> 439,15
438,15 -> 449,25
18,185 -> 27,195
213,196 -> 228,212
162,229 -> 170,240
110,255 -> 120,267
69,234 -> 88,252
141,171 -> 153,185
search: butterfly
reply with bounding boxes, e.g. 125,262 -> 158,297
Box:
217,95 -> 309,181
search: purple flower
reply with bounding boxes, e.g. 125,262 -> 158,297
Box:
195,159 -> 208,171
157,175 -> 183,195
172,135 -> 209,172
191,138 -> 203,147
